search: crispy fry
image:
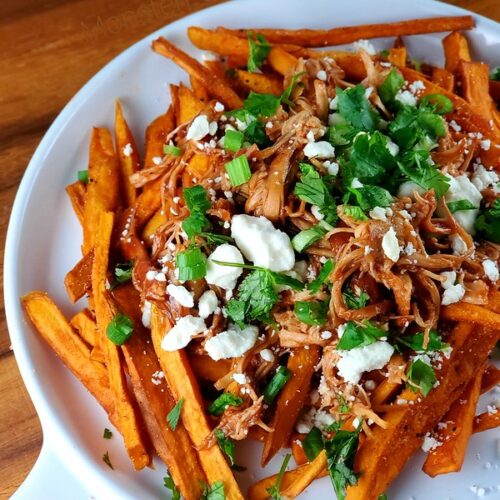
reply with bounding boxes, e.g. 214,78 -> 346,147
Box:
112,285 -> 206,499
441,302 -> 500,332
388,47 -> 407,67
305,50 -> 367,81
190,353 -> 232,382
70,309 -> 98,347
443,31 -> 471,74
64,250 -> 94,303
481,365 -> 500,394
290,434 -> 308,466
152,37 -> 243,110
150,305 -> 244,499
431,67 -> 455,92
186,152 -> 210,177
141,207 -> 167,245
219,16 -> 474,47
235,69 -> 283,95
371,356 -> 405,407
261,346 -> 319,465
82,128 -> 120,254
281,449 -> 328,497
267,47 -> 298,76
115,100 -> 140,206
346,323 -> 497,499
473,411 -> 500,434
65,181 -> 86,227
423,364 -> 484,477
190,74 -> 210,102
22,292 -> 115,418
92,211 -> 150,470
178,83 -> 205,124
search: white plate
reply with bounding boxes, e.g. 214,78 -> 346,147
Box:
5,0 -> 500,498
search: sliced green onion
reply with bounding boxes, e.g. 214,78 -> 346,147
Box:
106,313 -> 134,345
420,93 -> 453,114
294,300 -> 328,326
292,223 -> 328,252
223,129 -> 244,152
176,246 -> 207,281
163,144 -> 181,156
225,155 -> 252,186
263,366 -> 291,404
78,170 -> 89,184
207,393 -> 244,416
308,259 -> 335,293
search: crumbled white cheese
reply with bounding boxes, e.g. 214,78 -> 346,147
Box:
386,139 -> 399,156
369,206 -> 392,221
198,289 -> 219,318
152,156 -> 163,165
382,227 -> 400,263
316,70 -> 327,81
208,121 -> 218,136
311,205 -> 325,221
449,120 -> 461,132
167,284 -> 194,308
397,181 -> 425,199
232,373 -> 248,385
324,160 -> 339,176
186,115 -> 210,141
337,341 -> 394,384
350,177 -> 363,189
441,271 -> 457,289
260,349 -> 275,362
206,244 -> 244,290
395,90 -> 417,107
141,300 -> 152,328
329,96 -> 338,110
214,102 -> 224,112
441,284 -> 465,305
161,315 -> 206,351
122,143 -> 133,157
353,39 -> 376,55
304,141 -> 335,159
321,330 -> 333,340
421,433 -> 442,452
443,174 -> 482,233
314,410 -> 335,430
404,242 -> 416,255
483,259 -> 499,282
231,214 -> 295,272
471,164 -> 500,193
295,408 -> 316,434
205,323 -> 258,360
409,80 -> 425,94
450,234 -> 467,255
480,139 -> 491,151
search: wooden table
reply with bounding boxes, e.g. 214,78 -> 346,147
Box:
0,0 -> 498,497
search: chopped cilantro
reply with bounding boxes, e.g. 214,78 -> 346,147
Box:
337,394 -> 350,413
420,93 -> 453,115
337,320 -> 386,350
244,91 -> 280,117
263,366 -> 291,404
201,480 -> 225,500
308,259 -> 335,293
163,472 -> 180,500
346,185 -> 393,211
397,330 -> 449,353
111,260 -> 134,289
182,185 -> 212,239
336,84 -> 380,130
266,453 -> 291,500
207,393 -> 244,416
103,428 -> 113,439
491,67 -> 500,81
342,287 -> 370,310
247,32 -> 270,72
343,205 -> 368,221
447,199 -> 477,213
167,398 -> 184,431
303,427 -> 324,461
102,451 -> 113,469
407,358 -> 436,396
475,199 -> 500,243
215,429 -> 236,466
294,300 -> 328,326
379,69 -> 404,105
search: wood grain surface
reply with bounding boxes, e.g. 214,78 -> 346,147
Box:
0,0 -> 498,497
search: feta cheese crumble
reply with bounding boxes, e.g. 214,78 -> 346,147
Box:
122,143 -> 133,157
471,164 -> 500,193
205,323 -> 259,360
231,214 -> 295,272
382,226 -> 400,263
395,90 -> 417,107
352,39 -> 376,55
141,300 -> 152,328
161,315 -> 206,351
316,70 -> 327,81
304,141 -> 335,159
206,244 -> 244,290
186,115 -> 210,141
443,174 -> 482,233
483,259 -> 499,282
260,348 -> 275,362
166,284 -> 194,308
421,433 -> 442,452
198,289 -> 219,318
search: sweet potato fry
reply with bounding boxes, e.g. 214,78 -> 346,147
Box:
267,47 -> 298,76
387,47 -> 407,67
92,211 -> 150,470
70,309 -> 98,347
443,31 -> 471,74
423,363 -> 484,477
141,207 -> 167,245
64,250 -> 94,303
112,284 -> 206,499
441,302 -> 500,332
281,449 -> 328,497
346,323 -> 497,499
371,356 -> 405,407
190,74 -> 210,103
65,181 -> 86,227
219,16 -> 474,47
490,80 -> 500,102
178,83 -> 205,124
431,67 -> 455,92
473,411 -> 500,433
290,434 -> 307,466
189,353 -> 232,382
481,365 -> 500,394
152,37 -> 243,110
261,346 -> 319,465
235,69 -> 283,95
150,305 -> 244,499
82,128 -> 120,254
22,291 -> 115,418
305,50 -> 366,81
115,100 -> 140,206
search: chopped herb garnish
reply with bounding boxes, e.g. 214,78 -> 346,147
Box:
491,67 -> 500,81
379,69 -> 404,105
378,494 -> 388,500
163,472 -> 181,500
280,72 -> 306,106
266,453 -> 291,500
163,144 -> 181,156
337,320 -> 386,350
207,393 -> 244,416
294,300 -> 328,326
447,199 -> 477,213
201,480 -> 225,500
346,185 -> 393,211
324,426 -> 361,500
303,427 -> 324,462
226,108 -> 269,146
200,232 -> 234,245
167,398 -> 184,431
292,222 -> 331,253
102,451 -> 113,469
342,287 -> 370,310
343,205 -> 368,221
223,129 -> 244,152
397,330 -> 449,353
244,91 -> 280,117
406,358 -> 436,396
225,155 -> 252,186
106,313 -> 134,345
308,259 -> 335,293
263,366 -> 291,404
215,429 -> 236,466
337,394 -> 350,413
78,170 -> 89,184
336,84 -> 380,131
420,93 -> 453,115
475,199 -> 500,243
247,32 -> 270,72
112,260 -> 134,288
176,246 -> 207,281
103,428 -> 113,439
182,185 -> 212,239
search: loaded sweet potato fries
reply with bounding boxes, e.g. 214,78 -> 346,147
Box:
22,14 -> 500,500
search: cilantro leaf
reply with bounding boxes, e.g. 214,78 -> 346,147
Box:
167,398 -> 184,431
336,84 -> 379,130
397,150 -> 449,198
207,393 -> 244,416
447,199 -> 477,213
280,72 -> 306,106
215,429 -> 236,466
266,454 -> 291,500
343,205 -> 368,221
182,185 -> 212,239
346,185 -> 393,211
475,199 -> 500,243
342,287 -> 370,310
294,300 -> 329,326
407,359 -> 436,396
113,261 -> 134,285
337,321 -> 386,350
303,427 -> 324,462
308,259 -> 335,293
201,481 -> 225,500
247,32 -> 270,72
163,472 -> 180,500
244,91 -> 280,117
102,451 -> 113,469
398,330 -> 449,353
337,394 -> 350,413
263,366 -> 292,404
379,69 -> 404,105
325,428 -> 361,500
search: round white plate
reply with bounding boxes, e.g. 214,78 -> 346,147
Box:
5,0 -> 500,498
